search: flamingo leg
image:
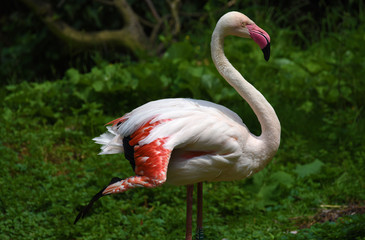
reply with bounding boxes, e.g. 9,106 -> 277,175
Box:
74,177 -> 123,224
196,182 -> 204,239
186,184 -> 194,240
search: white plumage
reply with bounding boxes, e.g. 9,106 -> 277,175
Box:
75,12 -> 281,239
95,98 -> 257,185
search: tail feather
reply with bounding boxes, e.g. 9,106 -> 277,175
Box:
93,127 -> 124,155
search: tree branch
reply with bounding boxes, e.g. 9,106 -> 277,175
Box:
167,0 -> 181,36
20,0 -> 150,54
112,0 -> 137,26
144,0 -> 161,22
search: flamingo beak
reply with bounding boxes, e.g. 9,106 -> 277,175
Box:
247,24 -> 271,61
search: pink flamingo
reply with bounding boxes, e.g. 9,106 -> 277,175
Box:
74,11 -> 280,239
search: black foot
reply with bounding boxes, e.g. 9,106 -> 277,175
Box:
196,228 -> 204,240
74,177 -> 122,224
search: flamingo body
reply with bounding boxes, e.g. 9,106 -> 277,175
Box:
75,12 -> 281,236
95,98 -> 263,192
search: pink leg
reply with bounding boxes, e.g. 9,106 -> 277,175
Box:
196,182 -> 204,239
186,185 -> 194,240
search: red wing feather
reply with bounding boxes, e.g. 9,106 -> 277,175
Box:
105,115 -> 129,126
134,137 -> 171,180
102,118 -> 172,195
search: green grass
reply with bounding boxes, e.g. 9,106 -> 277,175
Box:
1,123 -> 364,239
1,15 -> 365,240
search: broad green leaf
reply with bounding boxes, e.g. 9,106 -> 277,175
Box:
270,171 -> 294,188
66,68 -> 80,84
92,80 -> 104,92
294,159 -> 324,178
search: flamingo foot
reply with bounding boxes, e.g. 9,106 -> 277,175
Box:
74,177 -> 122,224
195,228 -> 204,240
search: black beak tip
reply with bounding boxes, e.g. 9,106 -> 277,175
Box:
262,42 -> 270,61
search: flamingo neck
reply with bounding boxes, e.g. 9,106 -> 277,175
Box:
211,29 -> 281,165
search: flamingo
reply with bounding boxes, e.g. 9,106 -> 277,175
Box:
74,11 -> 280,239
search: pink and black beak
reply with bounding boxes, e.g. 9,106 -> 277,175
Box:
247,24 -> 271,61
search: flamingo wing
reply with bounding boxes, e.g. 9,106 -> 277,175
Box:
94,98 -> 249,191
102,119 -> 173,194
75,98 -> 249,223
74,118 -> 173,224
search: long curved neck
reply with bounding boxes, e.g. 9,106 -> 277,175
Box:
211,29 -> 281,159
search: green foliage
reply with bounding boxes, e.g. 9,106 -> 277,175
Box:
294,159 -> 324,178
2,1 -> 364,84
279,214 -> 365,240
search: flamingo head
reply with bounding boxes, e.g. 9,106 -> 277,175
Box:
217,11 -> 271,61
